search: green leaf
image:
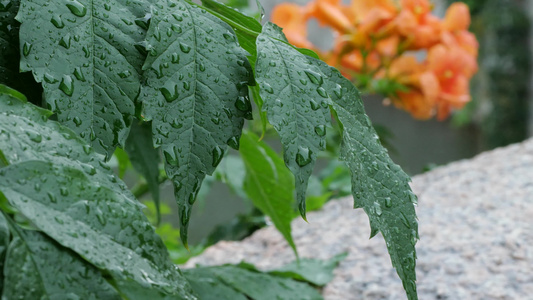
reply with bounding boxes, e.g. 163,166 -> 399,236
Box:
315,61 -> 419,300
183,264 -> 323,300
2,227 -> 121,299
0,212 -> 9,292
255,23 -> 330,220
183,267 -> 247,300
269,252 -> 347,286
140,0 -> 253,247
239,131 -> 297,254
16,0 -> 152,156
0,93 -> 195,299
198,0 -> 261,66
126,120 -> 161,223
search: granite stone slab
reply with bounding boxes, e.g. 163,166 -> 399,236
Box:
184,138 -> 533,300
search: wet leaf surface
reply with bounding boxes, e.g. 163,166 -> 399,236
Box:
140,0 -> 253,247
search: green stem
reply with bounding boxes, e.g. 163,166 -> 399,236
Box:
184,0 -> 261,37
132,173 -> 168,199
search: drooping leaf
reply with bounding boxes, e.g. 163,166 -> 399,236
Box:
239,131 -> 297,254
0,212 -> 9,292
183,264 -> 323,300
199,0 -> 261,66
126,120 -> 161,223
140,0 -> 253,247
269,252 -> 347,286
2,227 -> 121,299
255,23 -> 330,219
0,92 -> 195,299
0,84 -> 139,210
16,0 -> 153,156
314,61 -> 419,300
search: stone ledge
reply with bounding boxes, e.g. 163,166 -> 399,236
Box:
184,138 -> 533,299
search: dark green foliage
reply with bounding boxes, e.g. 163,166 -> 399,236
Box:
0,91 -> 195,299
140,0 -> 253,247
183,264 -> 323,300
0,0 -> 420,298
17,0 -> 151,156
255,23 -> 330,220
2,227 -> 121,299
316,61 -> 419,300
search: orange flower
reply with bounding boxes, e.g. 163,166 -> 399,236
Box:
271,3 -> 313,49
395,90 -> 434,119
307,0 -> 353,33
443,2 -> 470,32
441,3 -> 478,57
419,44 -> 475,119
396,0 -> 441,49
387,55 -> 424,85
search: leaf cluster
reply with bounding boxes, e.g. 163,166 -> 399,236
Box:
0,0 -> 419,299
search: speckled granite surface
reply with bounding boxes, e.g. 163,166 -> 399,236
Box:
183,138 -> 533,300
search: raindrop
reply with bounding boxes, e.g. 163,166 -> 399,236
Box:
211,146 -> 223,167
334,83 -> 343,98
222,33 -> 234,41
227,136 -> 239,150
47,192 -> 57,203
235,96 -> 250,112
134,13 -> 151,30
179,42 -> 191,53
183,81 -> 190,91
73,116 -> 82,126
295,146 -> 312,167
269,61 -> 276,67
164,149 -> 179,167
198,63 -> 205,72
51,14 -> 65,29
385,197 -> 392,208
121,18 -> 133,25
43,73 -> 58,84
172,13 -> 183,22
66,1 -> 87,17
299,79 -> 307,85
309,100 -> 320,111
60,187 -> 69,196
262,83 -> 273,94
24,129 -> 42,143
59,75 -> 74,96
73,67 -> 86,81
160,85 -> 179,102
314,125 -> 326,136
59,34 -> 71,49
96,208 -> 107,226
171,53 -> 180,64
170,119 -> 182,129
374,202 -> 382,216
22,42 -> 32,57
104,3 -> 111,11
211,117 -> 220,125
316,87 -> 328,98
82,144 -> 92,154
304,70 -> 323,85
118,70 -> 131,78
171,24 -> 182,33
54,216 -> 64,225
